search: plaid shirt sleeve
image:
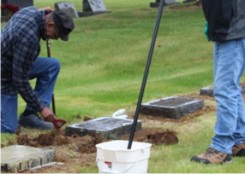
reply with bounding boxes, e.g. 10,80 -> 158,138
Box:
2,7 -> 46,112
12,39 -> 45,112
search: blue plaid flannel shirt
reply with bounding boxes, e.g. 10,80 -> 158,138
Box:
1,6 -> 46,112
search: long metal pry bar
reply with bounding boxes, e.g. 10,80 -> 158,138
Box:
128,0 -> 165,149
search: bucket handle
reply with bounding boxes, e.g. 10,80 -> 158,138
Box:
97,149 -> 147,173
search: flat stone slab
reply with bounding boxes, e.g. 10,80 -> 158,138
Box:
150,0 -> 179,8
200,86 -> 245,97
1,145 -> 55,173
140,96 -> 204,119
65,117 -> 141,139
199,86 -> 214,97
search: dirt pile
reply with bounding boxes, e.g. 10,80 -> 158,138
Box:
16,131 -> 108,153
15,127 -> 178,150
8,127 -> 178,173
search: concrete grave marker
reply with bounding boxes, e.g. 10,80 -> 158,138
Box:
200,85 -> 245,97
79,0 -> 111,17
165,0 -> 177,5
65,117 -> 141,138
55,2 -> 79,18
150,0 -> 178,8
1,145 -> 55,173
140,96 -> 204,119
199,86 -> 214,97
87,0 -> 107,12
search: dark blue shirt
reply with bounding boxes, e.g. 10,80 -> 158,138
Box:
1,6 -> 46,112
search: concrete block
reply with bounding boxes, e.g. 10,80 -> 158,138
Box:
140,96 -> 204,118
199,86 -> 213,97
65,117 -> 141,139
200,86 -> 245,97
1,145 -> 55,173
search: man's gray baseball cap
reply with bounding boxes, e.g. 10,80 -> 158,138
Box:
53,9 -> 75,41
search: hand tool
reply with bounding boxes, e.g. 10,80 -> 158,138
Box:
52,117 -> 67,130
128,0 -> 165,149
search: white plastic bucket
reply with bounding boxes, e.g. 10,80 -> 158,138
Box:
96,140 -> 152,174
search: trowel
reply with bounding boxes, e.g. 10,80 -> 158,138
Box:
50,117 -> 67,130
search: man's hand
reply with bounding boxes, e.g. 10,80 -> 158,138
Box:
40,107 -> 55,122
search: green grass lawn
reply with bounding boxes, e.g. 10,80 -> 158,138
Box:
1,0 -> 245,173
31,0 -> 214,119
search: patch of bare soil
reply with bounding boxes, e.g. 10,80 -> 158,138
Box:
120,128 -> 178,145
14,131 -> 108,173
5,92 -> 215,173
8,127 -> 179,173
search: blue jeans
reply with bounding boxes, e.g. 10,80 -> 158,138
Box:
1,57 -> 60,133
210,38 -> 245,154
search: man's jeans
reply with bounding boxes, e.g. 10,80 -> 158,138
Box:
1,57 -> 60,133
211,38 -> 245,154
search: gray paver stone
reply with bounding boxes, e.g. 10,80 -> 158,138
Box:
65,117 -> 141,139
1,145 -> 55,173
140,96 -> 204,118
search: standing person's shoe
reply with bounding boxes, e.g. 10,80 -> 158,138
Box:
191,147 -> 232,164
18,114 -> 54,130
232,143 -> 245,157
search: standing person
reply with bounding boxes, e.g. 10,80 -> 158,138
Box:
1,6 -> 75,133
191,0 -> 245,164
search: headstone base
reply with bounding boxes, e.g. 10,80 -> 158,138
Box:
1,145 -> 55,173
200,85 -> 245,97
65,117 -> 141,139
79,0 -> 111,17
141,96 -> 204,119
